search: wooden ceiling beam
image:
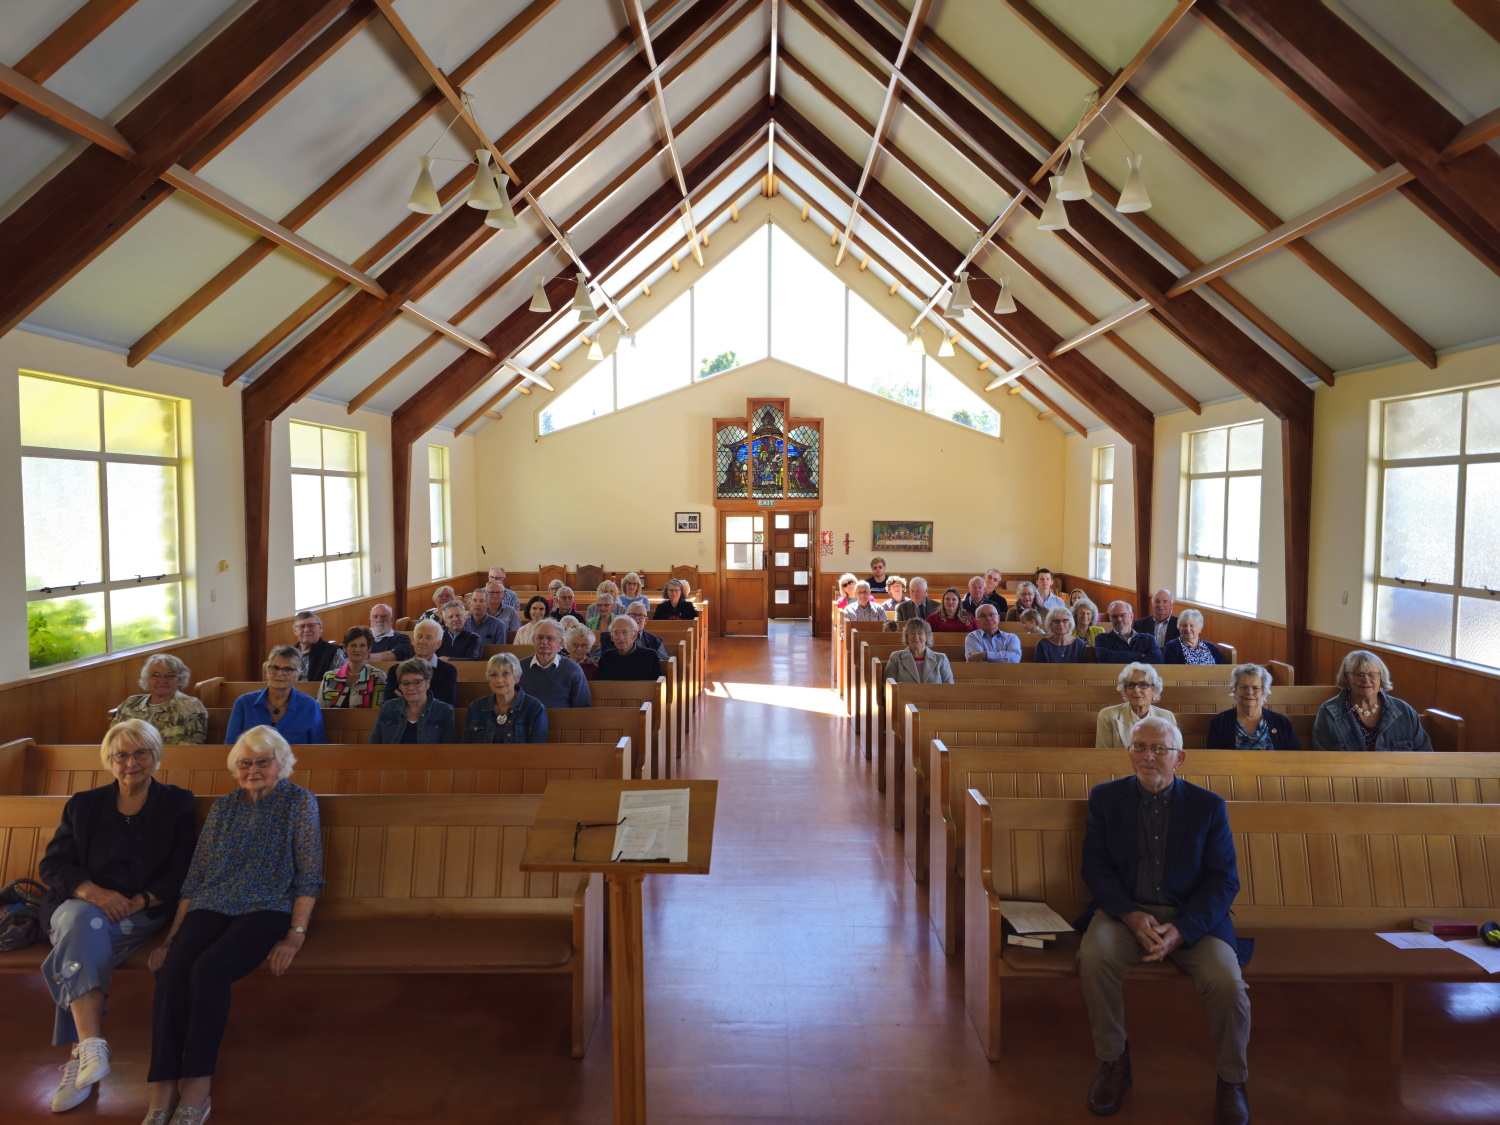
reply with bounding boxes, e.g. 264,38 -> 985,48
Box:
0,62 -> 135,157
1218,0 -> 1500,264
239,0 -> 743,429
1450,0 -> 1500,47
0,0 -> 359,337
1051,300 -> 1153,357
1442,105 -> 1500,159
0,0 -> 143,124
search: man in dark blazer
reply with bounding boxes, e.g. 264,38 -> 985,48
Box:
895,577 -> 940,622
1146,588 -> 1180,651
1077,716 -> 1251,1124
1094,601 -> 1165,663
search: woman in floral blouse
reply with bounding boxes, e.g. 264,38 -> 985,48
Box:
143,726 -> 322,1125
110,655 -> 208,745
318,626 -> 386,708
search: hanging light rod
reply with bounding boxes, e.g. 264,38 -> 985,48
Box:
908,193 -> 1026,330
985,357 -> 1042,391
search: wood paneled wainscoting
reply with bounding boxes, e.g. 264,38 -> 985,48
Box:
0,573 -> 483,746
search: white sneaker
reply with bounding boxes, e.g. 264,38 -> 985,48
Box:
51,1055 -> 91,1113
75,1038 -> 110,1088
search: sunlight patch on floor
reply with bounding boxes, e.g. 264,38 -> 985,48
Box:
708,681 -> 846,715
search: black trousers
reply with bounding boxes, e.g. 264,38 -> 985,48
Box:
147,909 -> 288,1081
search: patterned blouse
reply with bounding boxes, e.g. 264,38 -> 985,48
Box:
1179,641 -> 1219,666
180,780 -> 323,916
319,663 -> 385,708
1342,699 -> 1381,751
1233,716 -> 1273,751
111,692 -> 208,745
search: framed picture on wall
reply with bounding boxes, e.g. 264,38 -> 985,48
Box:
675,512 -> 700,533
872,520 -> 933,552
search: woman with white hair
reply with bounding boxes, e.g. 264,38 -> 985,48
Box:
1312,650 -> 1431,752
37,721 -> 196,1113
1035,607 -> 1087,662
110,655 -> 208,745
884,619 -> 955,684
144,726 -> 322,1124
843,580 -> 885,622
463,653 -> 548,743
224,646 -> 325,745
1163,609 -> 1227,665
563,624 -> 600,681
1004,582 -> 1041,622
615,572 -> 649,614
1096,663 -> 1178,749
1207,664 -> 1300,750
586,592 -> 618,631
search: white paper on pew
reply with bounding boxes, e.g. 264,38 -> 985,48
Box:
613,824 -> 661,861
616,789 -> 690,863
1446,938 -> 1500,974
1001,900 -> 1073,934
1376,932 -> 1449,950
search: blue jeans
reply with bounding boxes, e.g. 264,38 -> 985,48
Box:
42,898 -> 167,1045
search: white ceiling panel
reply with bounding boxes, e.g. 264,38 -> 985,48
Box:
539,110 -> 661,220
662,5 -> 769,123
1029,0 -> 1186,73
780,5 -> 888,118
0,114 -> 82,219
1109,313 -> 1238,405
0,1 -> 85,60
1335,0 -> 1500,119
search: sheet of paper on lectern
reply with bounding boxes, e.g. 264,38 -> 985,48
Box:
1000,901 -> 1073,934
1446,937 -> 1500,974
615,789 -> 690,862
1376,932 -> 1449,950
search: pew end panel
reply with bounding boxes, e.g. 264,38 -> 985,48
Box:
964,789 -> 1003,1062
1422,709 -> 1465,754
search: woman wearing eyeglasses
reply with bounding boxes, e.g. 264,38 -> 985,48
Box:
1095,662 -> 1178,749
37,720 -> 197,1114
110,655 -> 209,745
223,645 -> 326,745
144,725 -> 322,1124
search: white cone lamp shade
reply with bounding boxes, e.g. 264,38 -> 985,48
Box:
938,333 -> 956,357
577,299 -> 600,324
529,275 -> 550,313
905,330 -> 927,355
1117,153 -> 1151,213
949,271 -> 974,311
484,172 -> 518,229
1037,177 -> 1070,231
586,336 -> 604,360
1057,138 -> 1092,200
570,272 -> 593,311
407,155 -> 441,214
994,275 -> 1016,314
466,151 -> 502,209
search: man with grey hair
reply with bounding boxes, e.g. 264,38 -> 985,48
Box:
595,602 -> 667,662
382,618 -> 456,706
291,610 -> 342,681
487,566 -> 523,614
519,620 -> 591,707
1094,601 -> 1164,664
897,577 -> 939,622
367,603 -> 412,662
1078,716 -> 1251,1123
484,581 -> 523,636
1148,588 -> 1180,650
596,616 -> 661,681
964,604 -> 1021,662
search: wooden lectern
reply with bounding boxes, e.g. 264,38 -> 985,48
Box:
521,778 -> 718,1125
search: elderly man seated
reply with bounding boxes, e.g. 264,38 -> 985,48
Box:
596,617 -> 661,681
417,585 -> 457,623
486,566 -> 523,614
464,589 -> 508,646
598,602 -> 668,662
897,577 -> 939,622
382,619 -> 457,707
1146,588 -> 1180,651
519,620 -> 591,707
437,601 -> 483,660
367,603 -> 413,662
291,611 -> 343,681
964,604 -> 1021,662
484,581 -> 523,636
1078,716 -> 1251,1123
1094,601 -> 1164,664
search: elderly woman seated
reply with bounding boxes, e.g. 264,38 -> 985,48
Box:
653,579 -> 698,619
1017,609 -> 1046,634
1071,599 -> 1107,646
927,587 -> 976,633
111,654 -> 208,745
1035,607 -> 1087,662
224,645 -> 325,744
564,625 -> 599,680
615,573 -> 649,613
37,720 -> 196,1113
597,617 -> 661,681
1095,662 -> 1178,749
1312,650 -> 1432,752
1163,609 -> 1227,664
880,576 -> 912,615
370,658 -> 456,743
463,653 -> 549,743
545,578 -> 564,607
835,573 -> 858,609
144,726 -> 322,1124
1207,664 -> 1301,749
586,592 -> 618,631
319,626 -> 386,708
843,580 -> 885,622
417,585 -> 458,623
380,619 -> 458,708
886,618 -> 954,683
437,601 -> 484,661
1004,582 -> 1042,622
515,596 -> 551,645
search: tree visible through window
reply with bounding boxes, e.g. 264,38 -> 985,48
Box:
290,421 -> 364,609
20,372 -> 185,670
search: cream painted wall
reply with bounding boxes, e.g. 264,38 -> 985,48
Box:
410,431 -> 480,583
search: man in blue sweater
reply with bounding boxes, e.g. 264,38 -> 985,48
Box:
1094,601 -> 1164,663
519,620 -> 591,707
1078,716 -> 1251,1123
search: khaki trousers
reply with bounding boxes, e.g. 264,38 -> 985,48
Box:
1077,905 -> 1250,1082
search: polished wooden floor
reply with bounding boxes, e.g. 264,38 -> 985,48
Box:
4,627 -> 1498,1122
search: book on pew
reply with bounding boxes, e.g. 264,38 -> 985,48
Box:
1000,900 -> 1073,935
1414,917 -> 1480,938
1006,934 -> 1054,949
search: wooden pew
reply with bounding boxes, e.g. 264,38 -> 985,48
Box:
0,793 -> 603,1057
0,738 -> 630,796
964,794 -> 1500,1063
932,745 -> 1500,957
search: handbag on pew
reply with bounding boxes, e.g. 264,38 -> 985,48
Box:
0,878 -> 47,953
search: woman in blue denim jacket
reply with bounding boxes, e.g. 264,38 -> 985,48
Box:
1311,650 -> 1431,752
369,658 -> 457,744
463,653 -> 549,744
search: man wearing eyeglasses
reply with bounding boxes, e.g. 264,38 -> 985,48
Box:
1077,717 -> 1251,1124
1093,601 -> 1164,664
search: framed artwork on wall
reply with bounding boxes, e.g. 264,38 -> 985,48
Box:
675,512 -> 700,533
872,520 -> 933,552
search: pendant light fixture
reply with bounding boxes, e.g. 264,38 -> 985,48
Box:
587,336 -> 604,361
948,271 -> 974,312
1117,153 -> 1152,212
1037,176 -> 1070,231
484,172 -> 517,229
570,272 -> 593,311
466,150 -> 502,210
994,275 -> 1016,314
529,275 -> 550,313
1057,138 -> 1092,201
905,330 -> 927,355
938,333 -> 956,357
407,155 -> 441,214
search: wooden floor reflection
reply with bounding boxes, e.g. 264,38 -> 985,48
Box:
3,626 -> 1496,1122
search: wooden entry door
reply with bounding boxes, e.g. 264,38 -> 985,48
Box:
768,511 -> 814,618
721,512 -> 767,635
